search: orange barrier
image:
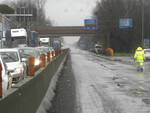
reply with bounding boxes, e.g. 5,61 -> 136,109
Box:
55,50 -> 57,57
52,51 -> 55,59
55,50 -> 58,56
47,52 -> 50,62
59,49 -> 61,55
41,54 -> 46,67
61,49 -> 63,54
29,57 -> 35,76
62,49 -> 65,53
57,50 -> 59,55
0,63 -> 2,98
106,48 -> 114,56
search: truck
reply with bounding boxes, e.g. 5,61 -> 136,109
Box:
10,28 -> 28,47
53,40 -> 61,50
39,37 -> 50,47
4,29 -> 39,48
28,31 -> 39,47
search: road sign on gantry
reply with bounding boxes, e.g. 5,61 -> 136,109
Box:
119,18 -> 133,28
144,39 -> 150,47
84,19 -> 97,30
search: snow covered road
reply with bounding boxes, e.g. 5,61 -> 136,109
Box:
48,36 -> 150,113
70,47 -> 150,113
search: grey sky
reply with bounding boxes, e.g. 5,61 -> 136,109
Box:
0,0 -> 98,26
0,0 -> 4,3
45,0 -> 98,26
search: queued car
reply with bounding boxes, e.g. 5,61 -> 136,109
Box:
36,46 -> 50,55
92,44 -> 104,54
0,56 -> 12,96
36,47 -> 50,64
37,46 -> 56,60
17,47 -> 41,74
144,49 -> 150,60
0,49 -> 26,82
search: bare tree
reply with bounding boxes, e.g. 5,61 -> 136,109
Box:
90,0 -> 150,53
6,0 -> 51,27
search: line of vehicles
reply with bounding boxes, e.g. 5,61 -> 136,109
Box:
0,28 -> 62,97
0,46 -> 56,97
3,28 -> 62,49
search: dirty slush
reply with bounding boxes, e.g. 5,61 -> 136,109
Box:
48,54 -> 76,113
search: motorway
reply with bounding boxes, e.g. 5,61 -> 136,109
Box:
49,37 -> 150,113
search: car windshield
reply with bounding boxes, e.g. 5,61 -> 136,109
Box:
0,52 -> 19,63
39,48 -> 49,53
95,46 -> 102,48
19,49 -> 35,58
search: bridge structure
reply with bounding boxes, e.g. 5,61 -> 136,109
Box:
35,26 -> 97,37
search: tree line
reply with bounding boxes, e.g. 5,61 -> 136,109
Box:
83,0 -> 150,53
0,0 -> 51,29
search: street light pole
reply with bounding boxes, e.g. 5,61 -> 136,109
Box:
141,0 -> 144,47
1,15 -> 4,48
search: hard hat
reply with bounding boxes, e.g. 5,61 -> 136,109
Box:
137,47 -> 143,50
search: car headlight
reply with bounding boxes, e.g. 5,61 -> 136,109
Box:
35,59 -> 41,66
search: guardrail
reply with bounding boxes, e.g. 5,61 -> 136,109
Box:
0,48 -> 69,113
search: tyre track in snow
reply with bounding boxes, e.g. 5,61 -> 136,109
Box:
71,48 -> 150,113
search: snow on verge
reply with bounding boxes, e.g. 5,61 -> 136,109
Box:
36,54 -> 68,113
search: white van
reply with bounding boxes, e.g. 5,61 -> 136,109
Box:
0,49 -> 27,82
0,56 -> 12,97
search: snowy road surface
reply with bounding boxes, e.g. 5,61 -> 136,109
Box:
48,36 -> 150,113
70,47 -> 150,113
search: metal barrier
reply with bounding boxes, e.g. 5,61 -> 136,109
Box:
0,49 -> 69,113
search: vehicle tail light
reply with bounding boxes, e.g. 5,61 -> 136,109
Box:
144,52 -> 146,54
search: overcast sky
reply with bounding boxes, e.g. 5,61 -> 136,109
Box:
45,0 -> 98,26
0,0 -> 99,26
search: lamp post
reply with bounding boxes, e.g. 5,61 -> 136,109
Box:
0,14 -> 4,48
141,0 -> 144,47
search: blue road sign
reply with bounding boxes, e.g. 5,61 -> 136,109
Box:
144,39 -> 150,46
84,19 -> 97,30
0,31 -> 2,38
119,18 -> 133,28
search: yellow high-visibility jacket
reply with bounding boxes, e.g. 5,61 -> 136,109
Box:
134,50 -> 145,63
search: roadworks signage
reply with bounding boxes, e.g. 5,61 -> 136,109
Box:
144,39 -> 150,47
119,18 -> 133,28
84,19 -> 97,30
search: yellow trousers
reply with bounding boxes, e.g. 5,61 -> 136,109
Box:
137,62 -> 143,66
